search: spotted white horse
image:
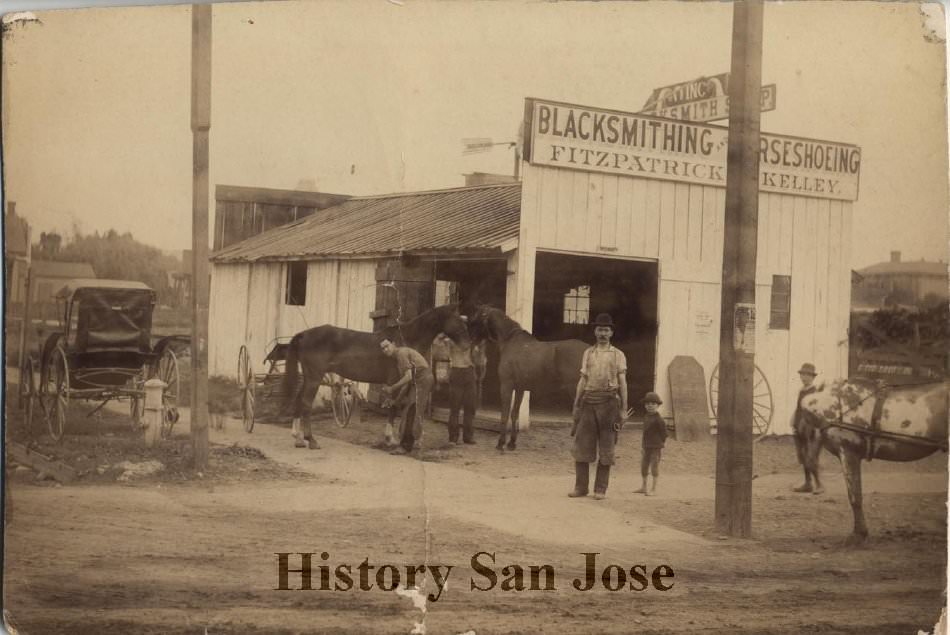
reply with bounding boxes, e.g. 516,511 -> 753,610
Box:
799,378 -> 948,545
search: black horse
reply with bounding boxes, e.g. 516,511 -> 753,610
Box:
283,304 -> 471,448
468,306 -> 588,451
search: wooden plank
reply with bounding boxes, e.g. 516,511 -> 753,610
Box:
9,443 -> 78,483
673,182 -> 689,261
667,356 -> 712,442
644,179 -> 662,259
615,176 -> 634,256
658,181 -> 676,261
687,184 -> 704,266
600,174 -> 619,251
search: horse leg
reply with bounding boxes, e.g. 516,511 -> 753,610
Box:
384,406 -> 398,447
294,375 -> 322,450
507,390 -> 524,451
806,429 -> 825,495
497,384 -> 512,452
839,447 -> 869,545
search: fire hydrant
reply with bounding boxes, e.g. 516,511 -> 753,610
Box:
143,378 -> 166,447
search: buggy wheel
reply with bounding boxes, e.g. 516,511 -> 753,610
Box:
154,348 -> 180,440
45,347 -> 69,443
238,345 -> 255,432
19,356 -> 37,433
708,363 -> 774,441
331,380 -> 356,428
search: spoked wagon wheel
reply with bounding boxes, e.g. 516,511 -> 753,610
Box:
330,378 -> 357,428
154,348 -> 180,440
237,345 -> 255,433
709,363 -> 774,440
45,346 -> 69,443
19,356 -> 37,433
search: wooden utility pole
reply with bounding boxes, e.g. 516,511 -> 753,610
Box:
714,0 -> 763,537
190,3 -> 212,470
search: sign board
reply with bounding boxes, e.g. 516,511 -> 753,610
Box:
523,98 -> 861,201
667,356 -> 712,442
640,73 -> 776,122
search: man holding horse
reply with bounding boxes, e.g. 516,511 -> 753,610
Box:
436,326 -> 486,445
792,362 -> 825,494
379,338 -> 434,458
569,313 -> 628,500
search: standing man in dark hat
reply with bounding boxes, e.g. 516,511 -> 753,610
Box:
792,362 -> 824,494
569,313 -> 628,500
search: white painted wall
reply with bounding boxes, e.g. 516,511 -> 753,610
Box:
513,163 -> 853,435
209,258 -> 377,397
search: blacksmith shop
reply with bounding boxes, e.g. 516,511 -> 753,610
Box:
209,96 -> 861,435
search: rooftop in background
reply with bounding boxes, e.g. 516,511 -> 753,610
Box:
859,251 -> 947,277
5,204 -> 30,257
212,182 -> 522,263
31,260 -> 96,279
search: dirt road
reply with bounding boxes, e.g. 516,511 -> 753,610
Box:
4,412 -> 947,634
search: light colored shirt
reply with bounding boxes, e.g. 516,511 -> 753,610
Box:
580,345 -> 627,391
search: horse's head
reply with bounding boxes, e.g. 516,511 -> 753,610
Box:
429,304 -> 471,349
466,305 -> 499,343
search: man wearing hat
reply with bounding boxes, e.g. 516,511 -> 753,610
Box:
792,362 -> 824,494
569,313 -> 628,500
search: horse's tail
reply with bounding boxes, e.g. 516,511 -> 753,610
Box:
283,333 -> 303,413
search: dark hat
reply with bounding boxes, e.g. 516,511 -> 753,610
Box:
643,392 -> 663,405
798,363 -> 817,376
592,313 -> 614,328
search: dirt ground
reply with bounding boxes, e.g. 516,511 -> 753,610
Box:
3,396 -> 947,634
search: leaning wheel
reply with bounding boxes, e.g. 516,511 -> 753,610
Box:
709,363 -> 774,440
19,356 -> 37,433
45,346 -> 69,443
330,379 -> 357,428
153,348 -> 180,440
238,345 -> 255,433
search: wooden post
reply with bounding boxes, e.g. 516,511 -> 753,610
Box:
190,3 -> 212,470
714,0 -> 763,538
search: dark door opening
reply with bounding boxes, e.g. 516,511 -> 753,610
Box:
531,251 -> 658,413
433,259 -> 508,409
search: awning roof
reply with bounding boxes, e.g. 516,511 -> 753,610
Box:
211,182 -> 521,263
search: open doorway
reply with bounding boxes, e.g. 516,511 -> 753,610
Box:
531,251 -> 658,414
433,259 -> 508,409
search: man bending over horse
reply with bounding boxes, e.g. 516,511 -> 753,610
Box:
379,338 -> 434,458
792,362 -> 825,494
569,313 -> 628,500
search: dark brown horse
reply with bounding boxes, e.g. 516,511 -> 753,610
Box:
799,378 -> 948,545
468,306 -> 588,451
283,304 -> 471,448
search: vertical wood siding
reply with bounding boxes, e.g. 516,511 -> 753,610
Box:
514,163 -> 853,434
210,259 -> 377,396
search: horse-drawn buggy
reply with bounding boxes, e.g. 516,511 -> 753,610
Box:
18,279 -> 181,442
236,339 -> 362,433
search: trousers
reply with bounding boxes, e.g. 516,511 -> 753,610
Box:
448,367 -> 477,442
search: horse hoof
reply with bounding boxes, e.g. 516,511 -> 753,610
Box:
496,445 -> 505,453
506,442 -> 517,451
842,534 -> 868,548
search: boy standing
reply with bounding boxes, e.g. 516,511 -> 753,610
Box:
636,392 -> 667,496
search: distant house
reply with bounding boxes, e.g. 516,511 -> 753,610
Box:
858,251 -> 948,308
5,203 -> 31,310
30,260 -> 97,321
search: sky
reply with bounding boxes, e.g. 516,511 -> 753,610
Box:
2,0 -> 948,269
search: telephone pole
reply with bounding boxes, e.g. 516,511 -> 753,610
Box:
714,0 -> 763,537
190,3 -> 212,470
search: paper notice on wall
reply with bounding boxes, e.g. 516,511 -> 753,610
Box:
694,310 -> 714,335
733,303 -> 756,354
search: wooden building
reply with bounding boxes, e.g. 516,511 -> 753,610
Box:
209,97 -> 862,435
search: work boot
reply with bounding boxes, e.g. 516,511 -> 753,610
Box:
793,482 -> 813,493
568,462 -> 590,497
592,463 -> 611,500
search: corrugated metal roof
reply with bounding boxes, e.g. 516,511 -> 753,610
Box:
211,182 -> 521,263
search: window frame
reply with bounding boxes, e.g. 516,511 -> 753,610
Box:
769,274 -> 791,330
284,261 -> 308,307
